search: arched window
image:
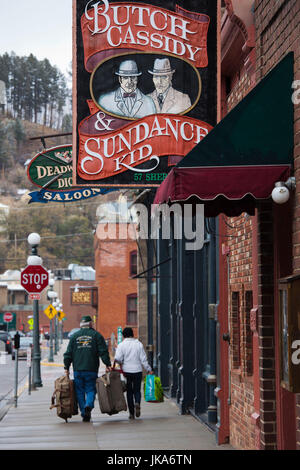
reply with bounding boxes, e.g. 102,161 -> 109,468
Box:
130,250 -> 137,277
127,294 -> 137,326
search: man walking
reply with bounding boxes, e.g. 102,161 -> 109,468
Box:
64,315 -> 111,422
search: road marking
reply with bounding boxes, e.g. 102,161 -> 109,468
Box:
42,363 -> 63,367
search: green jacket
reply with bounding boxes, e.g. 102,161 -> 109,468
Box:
64,327 -> 111,372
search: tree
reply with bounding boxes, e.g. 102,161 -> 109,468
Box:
62,114 -> 72,133
0,52 -> 70,127
13,119 -> 26,150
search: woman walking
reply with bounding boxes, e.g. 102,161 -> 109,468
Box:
114,327 -> 153,419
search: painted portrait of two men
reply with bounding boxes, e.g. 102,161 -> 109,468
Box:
98,57 -> 192,119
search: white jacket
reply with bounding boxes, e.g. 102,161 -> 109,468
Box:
114,338 -> 152,374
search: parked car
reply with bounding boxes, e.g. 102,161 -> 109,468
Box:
67,328 -> 80,339
0,331 -> 12,354
12,337 -> 33,360
9,330 -> 25,338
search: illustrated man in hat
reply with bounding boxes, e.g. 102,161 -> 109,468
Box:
148,58 -> 191,114
98,59 -> 156,118
64,315 -> 111,422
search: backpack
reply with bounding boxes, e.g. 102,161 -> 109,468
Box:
50,375 -> 78,423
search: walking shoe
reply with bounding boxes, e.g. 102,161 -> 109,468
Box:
135,403 -> 141,417
83,406 -> 92,422
129,414 -> 135,420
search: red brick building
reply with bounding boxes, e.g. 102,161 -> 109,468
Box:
53,279 -> 97,334
152,0 -> 300,451
219,0 -> 300,450
94,211 -> 138,346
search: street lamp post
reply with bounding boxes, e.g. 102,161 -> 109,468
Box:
58,302 -> 63,346
48,280 -> 56,363
27,233 -> 43,388
53,299 -> 59,355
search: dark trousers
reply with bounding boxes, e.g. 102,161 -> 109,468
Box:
124,372 -> 143,415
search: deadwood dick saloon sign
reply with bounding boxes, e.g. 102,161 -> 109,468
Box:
73,0 -> 218,188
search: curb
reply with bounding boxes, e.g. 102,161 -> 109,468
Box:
0,375 -> 29,422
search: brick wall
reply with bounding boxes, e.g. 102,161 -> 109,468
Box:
226,214 -> 257,449
56,280 -> 97,333
257,201 -> 277,450
254,0 -> 300,449
137,238 -> 157,360
94,225 -> 138,345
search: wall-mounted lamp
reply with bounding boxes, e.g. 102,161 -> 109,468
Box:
271,177 -> 296,204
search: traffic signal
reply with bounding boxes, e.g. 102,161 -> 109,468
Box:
14,333 -> 20,349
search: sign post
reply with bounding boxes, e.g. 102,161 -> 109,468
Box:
27,346 -> 32,395
21,264 -> 49,389
44,305 -> 57,363
117,327 -> 123,345
13,333 -> 20,408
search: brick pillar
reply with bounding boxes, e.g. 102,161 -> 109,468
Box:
297,394 -> 300,449
257,200 -> 277,450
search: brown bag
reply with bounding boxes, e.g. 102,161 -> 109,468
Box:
50,375 -> 78,423
96,370 -> 127,416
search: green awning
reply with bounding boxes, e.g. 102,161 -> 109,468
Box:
154,53 -> 294,217
179,52 -> 294,169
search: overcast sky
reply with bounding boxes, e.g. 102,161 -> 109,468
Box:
0,0 -> 72,77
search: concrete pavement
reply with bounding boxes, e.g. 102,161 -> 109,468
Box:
0,340 -> 234,451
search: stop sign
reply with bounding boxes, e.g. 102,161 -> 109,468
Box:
3,312 -> 13,323
21,265 -> 49,294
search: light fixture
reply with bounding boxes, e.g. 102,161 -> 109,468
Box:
48,291 -> 57,300
271,177 -> 296,205
27,233 -> 41,246
27,255 -> 43,266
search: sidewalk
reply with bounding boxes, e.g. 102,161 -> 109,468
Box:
0,341 -> 234,451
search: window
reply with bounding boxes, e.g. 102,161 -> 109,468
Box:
127,294 -> 137,326
231,291 -> 241,369
130,250 -> 137,277
244,291 -> 253,376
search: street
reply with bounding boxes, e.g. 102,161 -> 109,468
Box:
0,340 -> 234,452
0,342 -> 48,414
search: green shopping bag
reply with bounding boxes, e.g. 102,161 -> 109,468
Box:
144,375 -> 164,402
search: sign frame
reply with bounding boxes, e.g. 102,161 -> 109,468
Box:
73,0 -> 219,189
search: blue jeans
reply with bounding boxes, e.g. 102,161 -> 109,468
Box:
74,371 -> 98,417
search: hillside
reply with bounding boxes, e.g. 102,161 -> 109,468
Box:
0,116 -> 72,195
19,120 -> 72,161
0,117 -> 98,273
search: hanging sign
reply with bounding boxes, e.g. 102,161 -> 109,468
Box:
73,0 -> 218,188
28,187 -> 116,204
27,145 -> 73,190
27,144 -> 117,203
